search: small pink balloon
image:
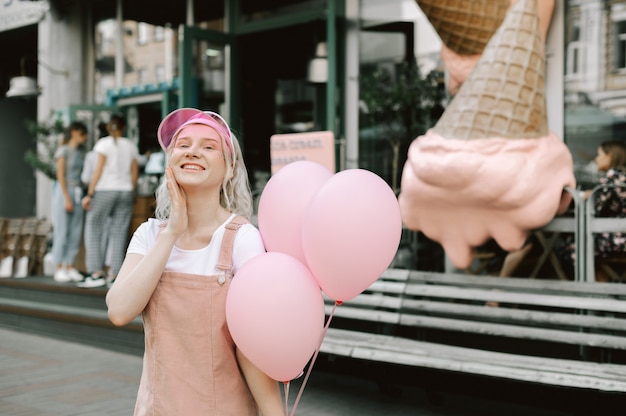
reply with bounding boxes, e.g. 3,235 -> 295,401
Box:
302,169 -> 402,302
226,252 -> 325,382
258,161 -> 333,266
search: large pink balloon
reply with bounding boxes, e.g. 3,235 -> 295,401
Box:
302,169 -> 402,302
258,161 -> 333,266
225,252 -> 325,382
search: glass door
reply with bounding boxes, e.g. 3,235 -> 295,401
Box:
178,26 -> 237,128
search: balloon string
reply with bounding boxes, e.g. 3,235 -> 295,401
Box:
283,381 -> 290,416
289,301 -> 340,416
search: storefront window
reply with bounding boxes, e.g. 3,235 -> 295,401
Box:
239,0 -> 324,23
616,21 -> 626,70
191,39 -> 227,112
564,0 -> 626,188
357,13 -> 444,193
94,19 -> 176,104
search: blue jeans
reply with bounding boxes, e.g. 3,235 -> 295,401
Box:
51,183 -> 84,266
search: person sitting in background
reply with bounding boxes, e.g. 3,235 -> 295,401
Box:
51,121 -> 88,282
559,140 -> 626,281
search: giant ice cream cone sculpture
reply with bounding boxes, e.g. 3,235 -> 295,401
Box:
399,0 -> 575,269
417,0 -> 555,94
416,0 -> 510,56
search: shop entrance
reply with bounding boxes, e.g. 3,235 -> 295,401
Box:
0,25 -> 38,217
239,22 -> 326,190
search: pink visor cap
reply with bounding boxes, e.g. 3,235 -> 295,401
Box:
157,108 -> 234,154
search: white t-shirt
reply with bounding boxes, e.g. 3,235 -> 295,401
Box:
93,136 -> 138,191
81,150 -> 97,186
127,214 -> 266,276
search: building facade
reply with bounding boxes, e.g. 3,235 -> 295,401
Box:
0,1 -> 624,246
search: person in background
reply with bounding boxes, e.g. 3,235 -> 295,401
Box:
81,148 -> 112,277
79,113 -> 138,288
51,121 -> 88,282
106,108 -> 283,415
559,140 -> 626,281
80,120 -> 112,273
585,140 -> 626,281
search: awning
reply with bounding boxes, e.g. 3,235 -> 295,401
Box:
89,0 -> 223,26
0,1 -> 48,33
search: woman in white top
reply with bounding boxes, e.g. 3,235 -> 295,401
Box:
80,114 -> 138,287
106,108 -> 283,415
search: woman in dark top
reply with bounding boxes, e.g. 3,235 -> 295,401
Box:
560,140 -> 626,281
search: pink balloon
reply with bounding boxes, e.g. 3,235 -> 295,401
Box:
258,161 -> 333,266
225,252 -> 325,382
302,169 -> 402,302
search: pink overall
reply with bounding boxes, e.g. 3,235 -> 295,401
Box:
134,217 -> 258,415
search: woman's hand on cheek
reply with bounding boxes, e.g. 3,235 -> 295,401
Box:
165,167 -> 188,237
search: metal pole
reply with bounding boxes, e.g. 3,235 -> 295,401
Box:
326,0 -> 337,140
186,0 -> 194,25
344,0 -> 360,169
115,0 -> 123,88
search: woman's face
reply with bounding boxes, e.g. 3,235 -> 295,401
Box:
169,123 -> 227,189
595,146 -> 612,172
73,130 -> 87,145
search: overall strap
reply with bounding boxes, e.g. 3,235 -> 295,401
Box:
216,215 -> 249,278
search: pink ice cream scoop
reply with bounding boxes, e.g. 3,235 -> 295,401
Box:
399,131 -> 575,268
399,0 -> 575,269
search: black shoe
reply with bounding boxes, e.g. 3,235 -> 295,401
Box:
76,274 -> 106,288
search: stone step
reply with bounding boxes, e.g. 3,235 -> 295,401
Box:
0,275 -> 108,309
0,276 -> 144,355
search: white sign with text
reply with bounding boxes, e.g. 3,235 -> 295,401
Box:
270,131 -> 335,174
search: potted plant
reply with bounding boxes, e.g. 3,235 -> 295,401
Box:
24,113 -> 65,180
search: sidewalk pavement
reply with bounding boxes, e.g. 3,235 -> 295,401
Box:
0,327 -> 571,416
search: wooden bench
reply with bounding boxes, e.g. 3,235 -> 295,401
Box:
320,269 -> 626,392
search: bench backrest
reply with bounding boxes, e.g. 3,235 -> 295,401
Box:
325,269 -> 626,360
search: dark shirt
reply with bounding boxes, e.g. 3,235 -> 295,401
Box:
593,166 -> 626,257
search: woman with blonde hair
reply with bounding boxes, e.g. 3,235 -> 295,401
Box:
106,108 -> 283,415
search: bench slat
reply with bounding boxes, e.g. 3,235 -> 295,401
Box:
362,280 -> 407,295
325,293 -> 403,310
406,270 -> 626,297
324,304 -> 400,324
404,284 -> 626,314
328,297 -> 626,333
380,268 -> 411,281
321,328 -> 626,392
399,314 -> 626,350
401,299 -> 626,332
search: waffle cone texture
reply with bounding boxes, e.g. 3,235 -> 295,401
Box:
416,0 -> 510,56
432,0 -> 548,140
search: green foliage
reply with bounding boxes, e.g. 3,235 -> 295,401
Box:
359,61 -> 444,142
23,115 -> 65,180
359,61 -> 445,190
